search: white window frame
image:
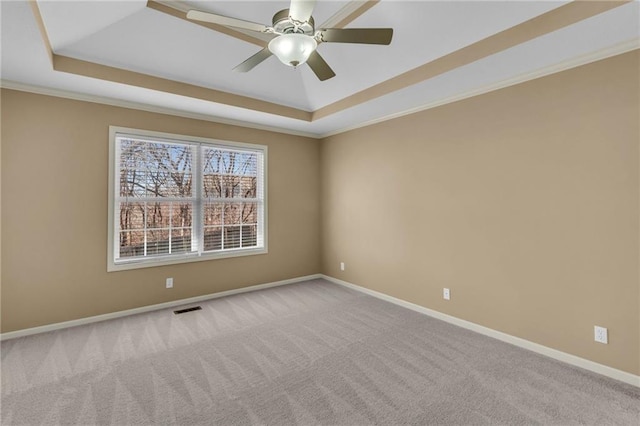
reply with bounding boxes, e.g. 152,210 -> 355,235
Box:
108,126 -> 267,271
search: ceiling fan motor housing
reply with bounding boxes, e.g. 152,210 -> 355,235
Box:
272,9 -> 315,34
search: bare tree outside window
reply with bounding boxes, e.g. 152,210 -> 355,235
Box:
202,147 -> 258,251
113,133 -> 264,267
118,140 -> 194,258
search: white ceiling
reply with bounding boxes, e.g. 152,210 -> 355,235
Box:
2,1 -> 639,137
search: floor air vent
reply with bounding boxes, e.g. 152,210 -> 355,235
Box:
174,306 -> 202,314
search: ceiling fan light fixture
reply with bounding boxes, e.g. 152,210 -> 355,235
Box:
268,33 -> 317,67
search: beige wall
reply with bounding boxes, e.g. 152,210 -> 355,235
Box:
1,90 -> 321,332
1,51 -> 638,377
321,51 -> 640,375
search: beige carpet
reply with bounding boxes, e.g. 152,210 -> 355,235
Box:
1,279 -> 639,425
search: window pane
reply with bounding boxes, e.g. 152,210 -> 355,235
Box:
202,149 -> 223,174
120,170 -> 146,197
120,202 -> 145,230
224,203 -> 242,225
114,132 -> 264,266
119,139 -> 146,169
147,171 -> 192,198
224,226 -> 241,249
119,230 -> 144,258
202,174 -> 221,198
146,202 -> 171,229
223,175 -> 239,198
240,202 -> 257,224
146,143 -> 168,171
146,170 -> 166,197
166,172 -> 192,197
172,203 -> 192,228
171,229 -> 192,253
146,229 -> 170,255
204,227 -> 222,251
242,225 -> 257,247
120,140 -> 193,198
235,152 -> 258,175
203,203 -> 223,226
203,202 -> 254,228
202,148 -> 257,200
239,177 -> 257,198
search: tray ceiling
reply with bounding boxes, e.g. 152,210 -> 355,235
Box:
2,1 -> 639,137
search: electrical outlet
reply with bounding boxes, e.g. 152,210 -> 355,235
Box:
166,278 -> 173,289
443,288 -> 450,300
594,326 -> 608,344
340,262 -> 345,271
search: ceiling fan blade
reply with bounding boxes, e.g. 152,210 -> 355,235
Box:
233,48 -> 273,72
306,51 -> 336,81
187,10 -> 269,33
317,28 -> 393,45
289,0 -> 316,23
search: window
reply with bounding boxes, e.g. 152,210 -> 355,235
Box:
108,127 -> 266,271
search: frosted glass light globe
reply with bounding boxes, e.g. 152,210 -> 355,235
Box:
268,34 -> 317,67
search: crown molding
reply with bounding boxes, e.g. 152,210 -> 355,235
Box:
24,0 -> 632,127
312,0 -> 633,121
4,39 -> 637,141
0,80 -> 321,139
320,39 -> 640,138
4,39 -> 636,141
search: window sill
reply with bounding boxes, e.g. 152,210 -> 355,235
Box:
107,246 -> 268,272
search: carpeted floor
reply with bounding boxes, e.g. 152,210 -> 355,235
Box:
1,279 -> 639,425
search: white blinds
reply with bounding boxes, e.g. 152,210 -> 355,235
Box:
114,133 -> 264,264
201,145 -> 262,252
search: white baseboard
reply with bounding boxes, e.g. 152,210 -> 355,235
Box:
0,274 -> 322,341
4,272 -> 637,387
321,274 -> 640,388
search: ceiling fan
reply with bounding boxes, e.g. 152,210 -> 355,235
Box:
186,0 -> 393,81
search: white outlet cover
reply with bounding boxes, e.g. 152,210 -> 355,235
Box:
166,278 -> 173,289
443,288 -> 450,300
340,262 -> 345,271
594,326 -> 608,344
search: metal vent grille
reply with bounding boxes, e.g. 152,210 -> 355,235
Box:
174,306 -> 202,314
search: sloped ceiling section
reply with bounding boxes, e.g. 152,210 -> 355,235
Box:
1,0 -> 638,137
